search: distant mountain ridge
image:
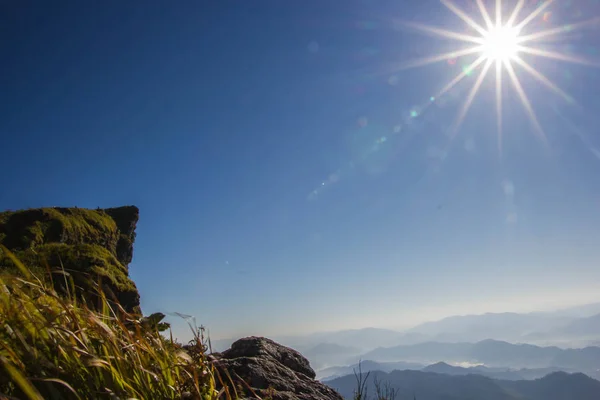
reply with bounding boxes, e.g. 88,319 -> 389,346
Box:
320,360 -> 581,382
422,361 -> 577,381
326,370 -> 600,400
360,339 -> 600,379
318,360 -> 425,381
210,303 -> 600,378
559,313 -> 600,336
407,308 -> 600,345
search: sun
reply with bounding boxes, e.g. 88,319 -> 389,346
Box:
481,24 -> 520,62
396,0 -> 599,152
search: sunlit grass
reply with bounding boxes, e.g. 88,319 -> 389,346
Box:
0,239 -> 390,399
0,245 -> 231,400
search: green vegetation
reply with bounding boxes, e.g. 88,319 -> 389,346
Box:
0,246 -> 230,400
0,207 -> 141,313
2,243 -> 131,288
0,208 -> 120,252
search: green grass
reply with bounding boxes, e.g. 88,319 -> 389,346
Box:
0,245 -> 233,400
0,207 -> 140,313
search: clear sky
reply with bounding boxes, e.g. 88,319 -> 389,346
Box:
2,0 -> 600,341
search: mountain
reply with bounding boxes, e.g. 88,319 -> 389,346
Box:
318,360 -> 424,381
329,370 -> 515,400
212,307 -> 600,370
301,343 -> 362,370
326,370 -> 600,400
408,312 -> 575,344
422,362 -> 575,381
422,361 -> 501,376
501,372 -> 600,400
321,360 -> 574,382
542,303 -> 600,318
521,312 -> 600,347
406,305 -> 600,347
361,339 -> 600,377
560,313 -> 600,336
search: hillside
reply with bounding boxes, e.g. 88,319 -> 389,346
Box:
328,370 -> 518,400
327,370 -> 600,400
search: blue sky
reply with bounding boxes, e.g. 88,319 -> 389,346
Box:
2,0 -> 600,341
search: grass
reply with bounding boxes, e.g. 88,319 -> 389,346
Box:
0,207 -> 140,313
0,245 -> 230,400
0,244 -> 401,400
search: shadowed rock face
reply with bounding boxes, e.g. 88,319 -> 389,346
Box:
105,206 -> 138,266
0,206 -> 141,313
214,337 -> 344,400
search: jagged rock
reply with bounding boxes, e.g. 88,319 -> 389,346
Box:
0,205 -> 141,313
214,337 -> 344,400
105,206 -> 138,266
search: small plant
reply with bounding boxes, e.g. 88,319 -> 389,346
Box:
263,386 -> 276,400
352,360 -> 411,400
352,360 -> 371,400
373,376 -> 399,400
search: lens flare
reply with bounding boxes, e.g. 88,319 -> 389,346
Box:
481,25 -> 520,61
395,0 -> 600,153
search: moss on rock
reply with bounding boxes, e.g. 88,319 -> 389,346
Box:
0,206 -> 140,313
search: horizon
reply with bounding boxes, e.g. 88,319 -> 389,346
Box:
200,297 -> 600,342
2,0 -> 600,345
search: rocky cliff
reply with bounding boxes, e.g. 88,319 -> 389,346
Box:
0,206 -> 141,313
212,337 -> 344,400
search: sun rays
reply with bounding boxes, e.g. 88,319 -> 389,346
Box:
398,0 -> 599,153
307,1 -> 599,200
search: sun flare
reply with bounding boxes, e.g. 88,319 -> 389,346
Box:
398,0 -> 599,153
481,25 -> 520,62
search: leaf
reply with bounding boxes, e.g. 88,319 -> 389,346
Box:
32,378 -> 81,400
0,355 -> 43,400
0,245 -> 32,280
176,350 -> 193,363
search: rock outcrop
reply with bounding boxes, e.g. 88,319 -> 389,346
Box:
0,206 -> 141,313
1,206 -> 347,398
213,337 -> 344,400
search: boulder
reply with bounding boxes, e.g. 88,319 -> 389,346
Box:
214,337 -> 344,400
